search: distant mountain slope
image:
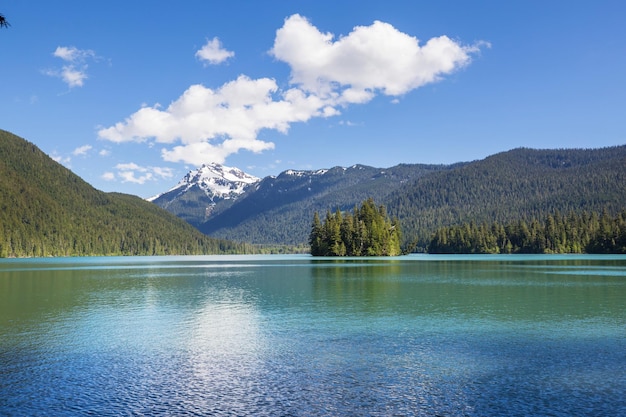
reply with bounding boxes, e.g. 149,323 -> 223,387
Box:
145,143 -> 625,250
0,130 -> 245,257
387,146 -> 626,248
198,163 -> 456,245
149,163 -> 259,226
190,146 -> 625,249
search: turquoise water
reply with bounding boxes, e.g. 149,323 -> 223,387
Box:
0,254 -> 624,416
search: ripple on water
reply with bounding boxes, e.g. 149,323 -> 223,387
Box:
1,255 -> 625,416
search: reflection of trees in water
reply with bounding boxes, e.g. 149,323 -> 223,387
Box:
308,258 -> 626,320
310,260 -> 405,313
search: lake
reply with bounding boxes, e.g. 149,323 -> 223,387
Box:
0,254 -> 624,416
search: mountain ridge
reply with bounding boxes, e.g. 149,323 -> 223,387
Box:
0,129 -> 247,257
388,145 -> 626,248
197,163 -> 459,244
151,162 -> 455,244
149,163 -> 260,226
3,127 -> 623,256
150,145 -> 625,248
148,162 -> 259,202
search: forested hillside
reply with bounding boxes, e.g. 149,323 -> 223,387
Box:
429,209 -> 626,254
194,146 -> 625,250
0,130 -> 246,257
387,147 -> 626,250
200,164 -> 453,245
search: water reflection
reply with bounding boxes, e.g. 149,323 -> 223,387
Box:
0,255 -> 624,416
309,256 -> 625,324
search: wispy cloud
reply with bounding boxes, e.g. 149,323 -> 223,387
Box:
105,163 -> 175,185
44,46 -> 100,88
72,144 -> 93,156
99,15 -> 486,166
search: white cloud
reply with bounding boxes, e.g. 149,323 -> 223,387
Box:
46,46 -> 99,88
196,37 -> 235,65
270,14 -> 482,102
162,137 -> 275,165
72,144 -> 92,156
99,149 -> 111,156
98,75 -> 332,164
108,163 -> 175,185
60,66 -> 88,88
43,67 -> 88,88
54,46 -> 95,62
99,15 -> 485,166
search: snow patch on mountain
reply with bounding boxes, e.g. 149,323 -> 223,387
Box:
148,163 -> 260,202
283,168 -> 329,177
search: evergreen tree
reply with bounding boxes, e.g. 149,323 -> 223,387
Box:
309,211 -> 324,256
428,208 -> 626,254
309,199 -> 402,256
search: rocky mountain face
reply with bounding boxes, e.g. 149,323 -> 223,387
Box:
149,163 -> 260,227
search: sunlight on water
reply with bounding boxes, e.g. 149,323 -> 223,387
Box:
0,255 -> 624,416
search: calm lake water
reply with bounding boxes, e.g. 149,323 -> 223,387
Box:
0,254 -> 624,416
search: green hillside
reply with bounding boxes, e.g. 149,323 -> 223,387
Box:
387,146 -> 626,250
428,209 -> 626,254
0,130 -> 246,257
192,145 -> 625,251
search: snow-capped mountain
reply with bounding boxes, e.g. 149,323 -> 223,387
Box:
148,163 -> 260,226
149,163 -> 259,202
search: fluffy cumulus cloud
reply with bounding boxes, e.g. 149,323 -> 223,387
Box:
44,46 -> 98,88
103,163 -> 174,185
98,15 -> 484,166
98,75 -> 336,164
196,37 -> 235,65
270,14 -> 483,102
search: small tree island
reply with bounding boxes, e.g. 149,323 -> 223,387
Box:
309,198 -> 402,256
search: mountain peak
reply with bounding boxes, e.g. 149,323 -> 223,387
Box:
148,163 -> 259,202
192,162 -> 259,186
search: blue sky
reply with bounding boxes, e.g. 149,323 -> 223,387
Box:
1,1 -> 625,198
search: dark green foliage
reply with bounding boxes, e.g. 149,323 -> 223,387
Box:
428,209 -> 626,254
387,147 -> 626,250
0,130 -> 248,257
196,146 -> 626,249
309,199 -> 402,256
